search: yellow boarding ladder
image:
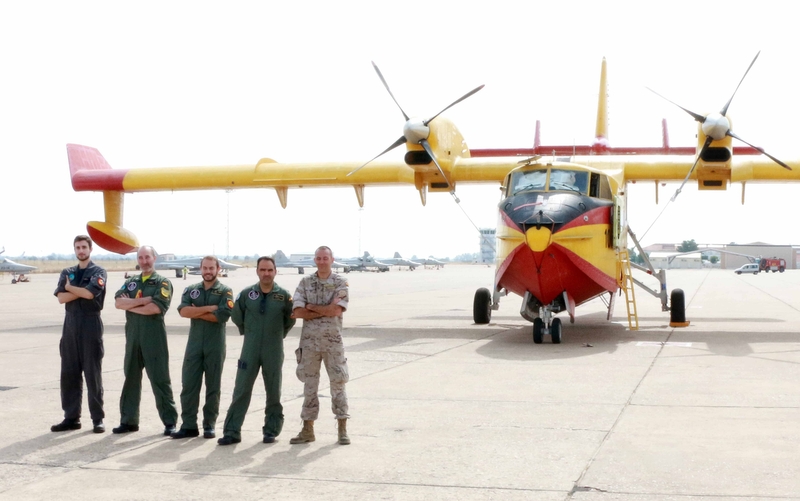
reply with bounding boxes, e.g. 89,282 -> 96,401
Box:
617,249 -> 639,331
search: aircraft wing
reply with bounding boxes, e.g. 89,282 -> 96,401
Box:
68,143 -> 512,193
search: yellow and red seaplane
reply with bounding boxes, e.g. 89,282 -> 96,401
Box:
67,54 -> 797,343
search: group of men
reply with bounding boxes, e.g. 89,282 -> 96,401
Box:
51,236 -> 352,446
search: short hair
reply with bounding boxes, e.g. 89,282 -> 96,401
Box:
315,246 -> 333,258
257,256 -> 276,268
74,235 -> 93,249
138,245 -> 157,258
201,255 -> 220,268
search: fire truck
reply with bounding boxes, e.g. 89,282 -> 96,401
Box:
759,257 -> 786,273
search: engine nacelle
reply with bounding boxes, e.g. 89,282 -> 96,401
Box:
695,120 -> 733,191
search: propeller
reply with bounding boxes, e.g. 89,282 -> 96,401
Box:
648,51 -> 791,201
347,61 -> 485,191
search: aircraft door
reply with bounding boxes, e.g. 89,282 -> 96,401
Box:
613,194 -> 626,249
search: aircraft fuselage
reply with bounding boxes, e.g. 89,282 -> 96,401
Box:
494,165 -> 619,312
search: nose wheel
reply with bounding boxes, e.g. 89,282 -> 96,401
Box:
532,307 -> 562,344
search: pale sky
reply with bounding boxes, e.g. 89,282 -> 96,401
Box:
2,1 -> 799,259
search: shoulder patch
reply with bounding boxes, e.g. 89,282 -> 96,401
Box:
160,288 -> 170,298
227,299 -> 234,309
97,277 -> 105,287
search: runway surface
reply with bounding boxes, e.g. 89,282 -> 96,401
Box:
1,266 -> 799,500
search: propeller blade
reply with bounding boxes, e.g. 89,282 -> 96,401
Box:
727,130 -> 792,170
720,51 -> 760,116
671,136 -> 713,202
347,136 -> 408,177
372,61 -> 409,121
423,84 -> 485,126
419,138 -> 452,189
647,87 -> 706,123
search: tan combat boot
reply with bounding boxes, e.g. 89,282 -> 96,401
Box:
289,420 -> 315,444
337,418 -> 350,445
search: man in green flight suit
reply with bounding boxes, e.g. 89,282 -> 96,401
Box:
217,256 -> 295,445
171,256 -> 233,440
113,245 -> 179,435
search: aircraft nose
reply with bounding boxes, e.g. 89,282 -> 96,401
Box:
525,226 -> 552,252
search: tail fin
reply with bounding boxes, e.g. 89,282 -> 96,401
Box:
274,250 -> 288,263
592,58 -> 610,152
394,252 -> 402,258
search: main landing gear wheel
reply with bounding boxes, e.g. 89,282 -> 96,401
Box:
473,288 -> 492,324
533,318 -> 544,344
550,318 -> 562,344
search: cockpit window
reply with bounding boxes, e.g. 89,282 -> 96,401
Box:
549,169 -> 588,194
510,169 -> 547,195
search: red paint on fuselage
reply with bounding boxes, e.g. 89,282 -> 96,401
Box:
497,243 -> 613,307
496,206 -> 616,307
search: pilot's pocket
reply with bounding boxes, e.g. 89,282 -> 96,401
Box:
294,348 -> 305,382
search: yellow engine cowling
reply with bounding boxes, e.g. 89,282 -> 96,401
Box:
695,120 -> 733,191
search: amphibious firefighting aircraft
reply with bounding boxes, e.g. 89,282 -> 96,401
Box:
66,53 -> 798,344
0,248 -> 36,283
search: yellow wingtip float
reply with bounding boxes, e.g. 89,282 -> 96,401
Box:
68,56 -> 800,342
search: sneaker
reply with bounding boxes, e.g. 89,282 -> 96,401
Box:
263,434 -> 276,444
92,420 -> 105,433
51,419 -> 81,432
171,428 -> 199,439
163,424 -> 177,436
217,435 -> 241,446
112,423 -> 140,434
203,428 -> 215,439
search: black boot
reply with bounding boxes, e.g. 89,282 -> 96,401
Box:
51,418 -> 81,432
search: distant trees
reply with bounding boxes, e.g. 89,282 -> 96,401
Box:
677,239 -> 698,252
627,248 -> 645,265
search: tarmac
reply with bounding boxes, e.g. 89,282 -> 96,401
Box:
0,265 -> 798,500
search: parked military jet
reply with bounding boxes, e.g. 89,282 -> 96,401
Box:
0,248 -> 36,284
378,252 -> 421,270
153,254 -> 241,278
273,250 -> 350,274
339,252 -> 390,272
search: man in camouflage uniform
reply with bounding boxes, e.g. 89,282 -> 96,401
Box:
217,256 -> 295,445
113,245 -> 178,435
290,246 -> 351,445
171,256 -> 233,440
51,235 -> 107,434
